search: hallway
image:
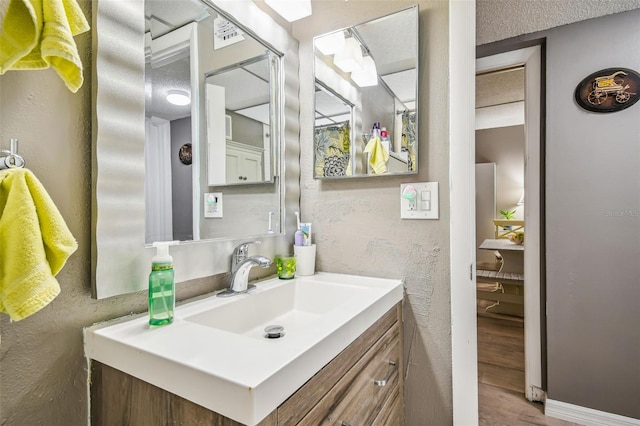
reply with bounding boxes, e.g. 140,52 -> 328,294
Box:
477,308 -> 578,425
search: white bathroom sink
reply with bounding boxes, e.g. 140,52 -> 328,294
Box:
84,272 -> 403,426
184,278 -> 367,338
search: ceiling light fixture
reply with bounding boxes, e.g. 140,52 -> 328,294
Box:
265,0 -> 312,22
351,55 -> 378,87
315,31 -> 345,56
333,37 -> 363,73
166,90 -> 191,106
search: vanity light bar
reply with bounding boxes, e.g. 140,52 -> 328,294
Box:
351,55 -> 378,87
265,0 -> 312,22
315,31 -> 346,56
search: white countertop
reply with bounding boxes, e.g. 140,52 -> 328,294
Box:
84,272 -> 403,425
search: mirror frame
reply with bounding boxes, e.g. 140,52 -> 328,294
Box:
91,0 -> 300,299
312,5 -> 419,179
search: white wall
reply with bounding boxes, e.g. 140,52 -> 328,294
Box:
476,125 -> 525,219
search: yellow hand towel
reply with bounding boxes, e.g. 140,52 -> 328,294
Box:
0,0 -> 90,93
363,136 -> 389,174
0,169 -> 78,321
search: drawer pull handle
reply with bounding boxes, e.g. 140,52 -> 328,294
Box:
341,422 -> 351,426
374,360 -> 397,387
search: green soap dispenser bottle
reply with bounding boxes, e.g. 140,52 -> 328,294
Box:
149,241 -> 178,326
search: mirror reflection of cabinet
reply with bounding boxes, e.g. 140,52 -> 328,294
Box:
205,54 -> 275,186
225,141 -> 263,183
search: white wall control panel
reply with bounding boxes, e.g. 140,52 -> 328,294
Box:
401,182 -> 439,219
204,192 -> 223,218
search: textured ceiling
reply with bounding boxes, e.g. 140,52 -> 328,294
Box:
477,0 -> 640,45
144,1 -> 271,122
476,68 -> 524,108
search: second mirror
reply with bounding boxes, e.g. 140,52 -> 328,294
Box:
313,6 -> 419,179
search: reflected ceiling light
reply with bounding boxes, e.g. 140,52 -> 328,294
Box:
315,31 -> 345,56
166,90 -> 190,106
351,55 -> 378,87
333,37 -> 363,73
265,0 -> 312,22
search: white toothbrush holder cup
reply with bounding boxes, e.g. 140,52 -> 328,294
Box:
293,244 -> 316,276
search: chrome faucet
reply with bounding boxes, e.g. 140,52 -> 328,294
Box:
219,241 -> 272,297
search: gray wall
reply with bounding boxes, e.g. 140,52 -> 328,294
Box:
294,1 -> 453,424
544,10 -> 640,418
478,4 -> 640,419
170,117 -> 193,241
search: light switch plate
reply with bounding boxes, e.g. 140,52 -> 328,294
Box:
204,192 -> 223,218
401,182 -> 439,219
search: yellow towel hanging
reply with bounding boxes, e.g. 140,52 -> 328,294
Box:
0,168 -> 78,321
0,0 -> 90,93
363,136 -> 389,174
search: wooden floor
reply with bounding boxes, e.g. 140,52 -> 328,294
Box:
477,302 -> 578,426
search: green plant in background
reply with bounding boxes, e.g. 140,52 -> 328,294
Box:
499,209 -> 516,220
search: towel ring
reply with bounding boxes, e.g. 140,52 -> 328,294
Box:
2,153 -> 25,169
0,138 -> 26,169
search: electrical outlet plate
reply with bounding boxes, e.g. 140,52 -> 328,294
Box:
204,192 -> 223,218
401,182 -> 439,219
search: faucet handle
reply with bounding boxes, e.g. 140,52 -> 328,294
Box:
232,240 -> 262,271
233,240 -> 261,254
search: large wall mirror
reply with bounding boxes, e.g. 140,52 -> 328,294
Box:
92,0 -> 300,299
144,0 -> 281,244
313,6 -> 418,179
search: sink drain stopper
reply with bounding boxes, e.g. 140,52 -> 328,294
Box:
264,325 -> 285,339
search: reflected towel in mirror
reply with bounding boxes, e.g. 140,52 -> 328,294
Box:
364,136 -> 389,174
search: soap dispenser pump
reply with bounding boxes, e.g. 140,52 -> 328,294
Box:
149,241 -> 178,326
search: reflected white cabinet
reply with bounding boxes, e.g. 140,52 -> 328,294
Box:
226,140 -> 263,183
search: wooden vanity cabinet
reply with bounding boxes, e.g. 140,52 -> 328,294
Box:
90,303 -> 403,425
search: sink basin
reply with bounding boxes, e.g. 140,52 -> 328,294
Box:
84,272 -> 403,425
184,279 -> 367,338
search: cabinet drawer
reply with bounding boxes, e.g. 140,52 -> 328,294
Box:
277,305 -> 400,425
298,322 -> 401,425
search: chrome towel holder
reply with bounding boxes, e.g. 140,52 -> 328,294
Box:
0,138 -> 25,169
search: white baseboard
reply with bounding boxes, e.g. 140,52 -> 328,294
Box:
545,399 -> 640,426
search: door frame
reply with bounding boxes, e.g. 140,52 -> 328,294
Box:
450,1 -> 545,419
476,46 -> 543,402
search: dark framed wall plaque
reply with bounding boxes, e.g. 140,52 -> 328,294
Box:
574,67 -> 640,113
178,143 -> 192,165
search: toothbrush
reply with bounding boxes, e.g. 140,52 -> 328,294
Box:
294,212 -> 304,246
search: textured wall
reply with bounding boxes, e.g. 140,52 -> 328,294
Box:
294,1 -> 453,423
476,0 -> 640,45
0,2 -> 228,424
